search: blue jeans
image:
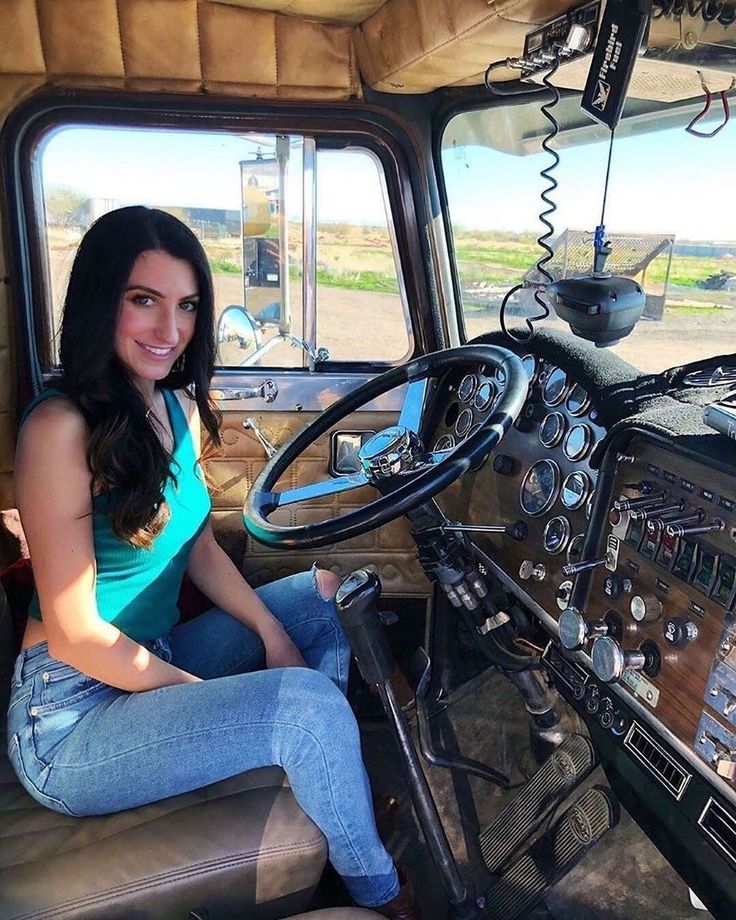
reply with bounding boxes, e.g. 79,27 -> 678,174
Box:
6,567 -> 399,908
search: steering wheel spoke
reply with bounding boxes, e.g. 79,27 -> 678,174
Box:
397,378 -> 431,434
263,472 -> 370,511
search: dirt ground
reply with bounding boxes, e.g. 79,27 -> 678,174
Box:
216,271 -> 736,373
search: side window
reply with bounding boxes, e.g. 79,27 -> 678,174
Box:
37,125 -> 412,373
316,149 -> 409,363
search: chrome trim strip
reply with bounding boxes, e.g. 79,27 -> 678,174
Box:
698,797 -> 736,866
369,146 -> 414,363
303,137 -> 317,372
473,546 -> 736,810
624,721 -> 691,800
211,371 -> 408,413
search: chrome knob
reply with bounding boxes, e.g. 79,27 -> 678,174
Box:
558,607 -> 608,651
519,560 -> 546,582
630,593 -> 663,623
591,637 -> 646,683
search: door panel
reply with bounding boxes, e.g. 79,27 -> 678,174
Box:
205,408 -> 430,597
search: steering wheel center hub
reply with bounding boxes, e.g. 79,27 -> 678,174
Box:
359,426 -> 424,480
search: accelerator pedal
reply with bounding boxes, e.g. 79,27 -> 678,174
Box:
483,786 -> 619,920
479,733 -> 595,874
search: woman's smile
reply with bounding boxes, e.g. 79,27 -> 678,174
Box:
114,250 -> 199,392
136,342 -> 177,358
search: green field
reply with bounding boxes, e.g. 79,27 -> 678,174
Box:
46,225 -> 736,307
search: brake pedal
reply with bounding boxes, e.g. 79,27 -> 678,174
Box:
479,733 -> 595,873
483,786 -> 619,920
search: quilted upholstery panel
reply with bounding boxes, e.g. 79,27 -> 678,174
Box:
355,0 -> 574,92
0,0 -> 360,118
206,409 -> 430,596
214,0 -> 386,24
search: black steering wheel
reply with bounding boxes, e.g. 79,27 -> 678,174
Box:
244,344 -> 527,549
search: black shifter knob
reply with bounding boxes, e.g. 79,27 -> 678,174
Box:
335,570 -> 395,684
335,569 -> 382,608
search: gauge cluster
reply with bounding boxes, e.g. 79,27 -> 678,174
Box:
514,364 -> 605,588
430,355 -> 537,455
433,358 -> 607,619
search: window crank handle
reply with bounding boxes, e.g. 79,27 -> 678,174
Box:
243,418 -> 279,459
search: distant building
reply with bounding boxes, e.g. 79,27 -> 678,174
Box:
674,242 -> 736,259
64,197 -> 120,228
179,207 -> 240,237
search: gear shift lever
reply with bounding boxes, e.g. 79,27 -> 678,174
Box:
335,570 -> 480,919
334,569 -> 395,684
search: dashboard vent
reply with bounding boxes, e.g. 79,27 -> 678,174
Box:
699,798 -> 736,867
624,722 -> 691,799
682,366 -> 736,388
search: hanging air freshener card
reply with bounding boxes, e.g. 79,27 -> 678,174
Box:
581,0 -> 651,129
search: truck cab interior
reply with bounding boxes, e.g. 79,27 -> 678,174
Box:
1,1 -> 736,918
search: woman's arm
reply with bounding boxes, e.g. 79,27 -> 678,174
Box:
185,521 -> 305,668
16,398 -> 201,690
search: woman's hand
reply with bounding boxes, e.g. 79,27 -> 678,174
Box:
262,622 -> 307,670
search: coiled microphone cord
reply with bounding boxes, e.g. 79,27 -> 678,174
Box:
495,53 -> 562,343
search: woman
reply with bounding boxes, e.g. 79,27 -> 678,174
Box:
7,207 -> 417,918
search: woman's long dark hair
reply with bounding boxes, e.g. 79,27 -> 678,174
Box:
58,206 -> 221,548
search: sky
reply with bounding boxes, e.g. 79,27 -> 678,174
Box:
442,115 -> 736,242
40,113 -> 735,242
40,127 -> 389,226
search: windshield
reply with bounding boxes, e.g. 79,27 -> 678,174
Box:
441,94 -> 736,373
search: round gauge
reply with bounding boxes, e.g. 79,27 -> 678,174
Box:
455,408 -> 473,438
434,434 -> 455,452
522,354 -> 538,384
566,383 -> 591,417
519,459 -> 561,517
542,367 -> 569,407
563,424 -> 592,461
493,367 -> 506,388
543,516 -> 571,555
585,492 -> 595,520
539,412 -> 566,448
567,533 -> 585,565
458,374 -> 478,403
561,471 -> 591,510
474,380 -> 496,412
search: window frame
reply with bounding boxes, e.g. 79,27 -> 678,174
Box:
2,90 -> 436,405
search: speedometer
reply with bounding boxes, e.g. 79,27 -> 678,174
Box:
519,459 -> 560,517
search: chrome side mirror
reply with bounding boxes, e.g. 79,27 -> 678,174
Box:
216,305 -> 261,365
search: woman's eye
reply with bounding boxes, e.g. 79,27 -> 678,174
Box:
132,294 -> 154,307
180,300 -> 199,313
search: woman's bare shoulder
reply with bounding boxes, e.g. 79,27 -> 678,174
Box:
16,396 -> 88,460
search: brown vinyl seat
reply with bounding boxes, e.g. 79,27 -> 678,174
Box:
0,583 -> 330,920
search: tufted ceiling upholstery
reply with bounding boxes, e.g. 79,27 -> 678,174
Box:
214,0 -> 389,24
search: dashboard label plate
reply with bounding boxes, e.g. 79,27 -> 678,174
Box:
622,670 -> 660,708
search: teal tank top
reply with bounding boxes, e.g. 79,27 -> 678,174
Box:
24,388 -> 211,642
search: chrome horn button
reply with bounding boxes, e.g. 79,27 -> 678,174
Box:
358,426 -> 424,480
